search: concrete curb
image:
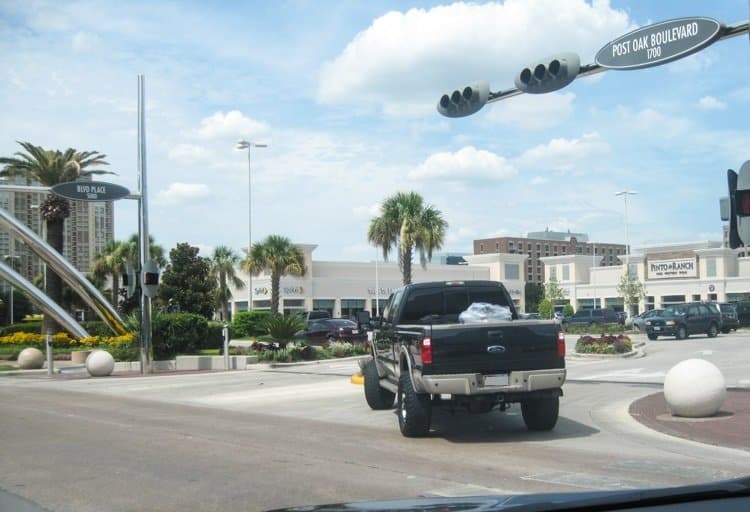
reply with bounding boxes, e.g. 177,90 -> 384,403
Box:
267,355 -> 368,368
568,345 -> 646,360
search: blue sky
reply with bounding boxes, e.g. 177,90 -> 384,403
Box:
1,0 -> 748,262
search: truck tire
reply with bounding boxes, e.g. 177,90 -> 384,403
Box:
397,372 -> 431,437
363,359 -> 395,410
647,333 -> 658,341
521,396 -> 559,431
675,325 -> 687,340
707,323 -> 718,338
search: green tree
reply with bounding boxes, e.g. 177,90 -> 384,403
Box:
538,299 -> 553,319
242,235 -> 306,315
563,303 -> 574,317
91,240 -> 128,309
0,141 -> 111,333
544,278 -> 565,303
209,245 -> 245,322
367,191 -> 448,285
118,234 -> 166,315
158,243 -> 215,318
524,282 -> 544,313
617,271 -> 647,316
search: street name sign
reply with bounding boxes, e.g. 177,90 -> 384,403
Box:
51,181 -> 130,202
595,17 -> 723,70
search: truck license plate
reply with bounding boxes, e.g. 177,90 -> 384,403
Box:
485,374 -> 509,386
654,327 -> 661,331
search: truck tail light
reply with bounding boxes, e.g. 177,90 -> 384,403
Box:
421,337 -> 433,365
557,331 -> 566,358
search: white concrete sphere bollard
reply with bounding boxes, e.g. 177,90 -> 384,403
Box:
17,347 -> 44,369
86,350 -> 115,377
664,359 -> 726,417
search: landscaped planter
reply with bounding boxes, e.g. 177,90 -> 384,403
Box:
70,350 -> 92,364
575,334 -> 633,355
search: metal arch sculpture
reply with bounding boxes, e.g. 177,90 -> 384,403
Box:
0,207 -> 127,336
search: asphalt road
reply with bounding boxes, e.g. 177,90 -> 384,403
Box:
1,333 -> 749,511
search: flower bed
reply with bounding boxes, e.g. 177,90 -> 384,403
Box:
575,334 -> 633,355
0,331 -> 138,361
252,339 -> 369,363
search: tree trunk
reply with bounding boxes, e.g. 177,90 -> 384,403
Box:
271,272 -> 281,315
402,246 -> 413,285
111,273 -> 119,310
43,218 -> 64,334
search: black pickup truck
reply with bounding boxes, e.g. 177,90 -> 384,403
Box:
362,280 -> 566,437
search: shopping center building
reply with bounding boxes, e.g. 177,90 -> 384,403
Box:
228,244 -> 528,319
541,240 -> 750,314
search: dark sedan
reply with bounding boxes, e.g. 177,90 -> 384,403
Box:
296,318 -> 368,345
714,303 -> 739,333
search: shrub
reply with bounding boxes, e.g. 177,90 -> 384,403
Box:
563,304 -> 574,317
81,321 -> 112,337
538,299 -> 553,320
205,321 -> 232,350
261,315 -> 305,347
151,312 -> 209,359
231,310 -> 272,338
563,323 -> 624,335
2,322 -> 42,335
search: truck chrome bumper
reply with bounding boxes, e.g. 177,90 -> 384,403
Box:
417,368 -> 566,395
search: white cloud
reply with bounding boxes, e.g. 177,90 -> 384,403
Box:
154,182 -> 211,205
317,0 -> 632,116
530,176 -> 548,185
446,226 -> 478,244
167,143 -> 212,164
516,132 -> 609,174
352,202 -> 382,219
71,31 -> 100,51
668,50 -> 715,74
197,110 -> 270,140
697,96 -> 727,111
483,92 -> 576,129
410,146 -> 516,181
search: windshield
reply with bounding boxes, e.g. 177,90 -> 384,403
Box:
1,1 -> 749,511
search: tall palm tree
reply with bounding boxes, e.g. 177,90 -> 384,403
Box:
210,245 -> 245,322
0,141 -> 111,332
123,234 -> 167,269
242,235 -> 306,315
368,191 -> 448,285
91,240 -> 128,309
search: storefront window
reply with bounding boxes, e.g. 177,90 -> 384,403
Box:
706,258 -> 716,277
253,300 -> 271,309
605,297 -> 624,311
549,266 -> 557,280
661,295 -> 685,307
341,299 -> 366,320
505,263 -> 519,280
235,301 -> 248,312
313,299 -> 335,316
283,299 -> 305,316
562,264 -> 570,281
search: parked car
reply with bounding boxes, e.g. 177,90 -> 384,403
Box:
713,303 -> 739,333
729,301 -> 750,327
296,318 -> 367,344
295,310 -> 331,324
631,309 -> 664,332
561,308 -> 620,327
644,303 -> 722,340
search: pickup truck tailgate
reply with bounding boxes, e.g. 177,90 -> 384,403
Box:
423,321 -> 563,375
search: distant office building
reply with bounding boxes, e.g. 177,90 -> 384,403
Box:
0,175 -> 114,283
473,229 -> 626,283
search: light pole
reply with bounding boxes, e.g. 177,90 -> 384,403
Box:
615,190 -> 638,317
235,140 -> 267,312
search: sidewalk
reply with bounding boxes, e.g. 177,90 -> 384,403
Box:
629,389 -> 750,452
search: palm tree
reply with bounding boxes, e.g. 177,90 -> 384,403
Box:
0,141 -> 111,332
123,234 -> 167,269
368,191 -> 448,285
209,245 -> 245,322
91,240 -> 128,309
242,235 -> 306,315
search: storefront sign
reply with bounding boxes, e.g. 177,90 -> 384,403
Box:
647,258 -> 697,279
283,286 -> 304,295
368,287 -> 395,296
254,287 -> 269,296
595,17 -> 722,70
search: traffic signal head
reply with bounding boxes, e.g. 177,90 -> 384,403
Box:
141,259 -> 160,298
514,53 -> 581,94
437,81 -> 490,118
735,161 -> 750,246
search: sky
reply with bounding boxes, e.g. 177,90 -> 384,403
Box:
1,0 -> 748,263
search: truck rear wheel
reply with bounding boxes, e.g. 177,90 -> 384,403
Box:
363,359 -> 395,410
397,372 -> 431,437
521,396 -> 559,431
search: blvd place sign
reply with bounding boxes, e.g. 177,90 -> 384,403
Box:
51,181 -> 130,202
595,17 -> 723,70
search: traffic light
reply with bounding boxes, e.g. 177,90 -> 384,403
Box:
514,53 -> 580,94
141,259 -> 160,298
734,160 -> 750,246
437,81 -> 490,118
123,264 -> 136,298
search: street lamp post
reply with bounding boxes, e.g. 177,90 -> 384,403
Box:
235,140 -> 267,313
615,190 -> 638,317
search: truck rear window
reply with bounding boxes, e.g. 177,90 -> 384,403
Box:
399,286 -> 510,324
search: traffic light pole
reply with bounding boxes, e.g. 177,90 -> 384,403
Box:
138,75 -> 152,374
